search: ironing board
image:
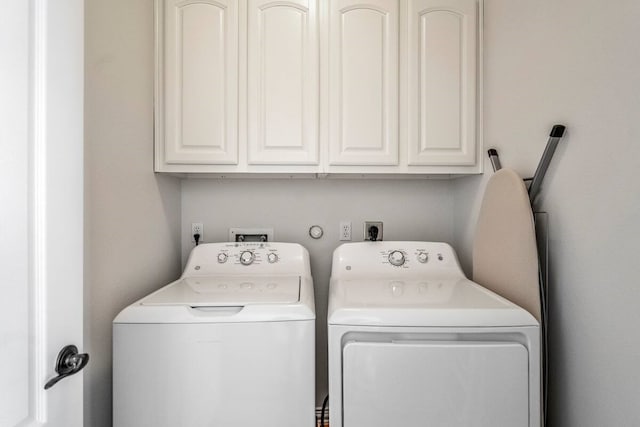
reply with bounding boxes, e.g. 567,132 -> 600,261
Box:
473,168 -> 541,322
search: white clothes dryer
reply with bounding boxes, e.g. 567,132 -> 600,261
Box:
113,242 -> 315,427
328,242 -> 540,427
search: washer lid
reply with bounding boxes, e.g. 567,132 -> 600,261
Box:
141,276 -> 300,307
328,277 -> 538,327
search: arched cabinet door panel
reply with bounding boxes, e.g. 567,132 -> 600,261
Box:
406,0 -> 478,166
247,0 -> 320,165
328,0 -> 400,166
161,0 -> 239,165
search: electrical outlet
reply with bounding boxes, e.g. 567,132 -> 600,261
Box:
339,221 -> 352,241
191,222 -> 203,243
364,221 -> 383,241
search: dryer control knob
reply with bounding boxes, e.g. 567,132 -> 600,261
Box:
267,253 -> 279,264
388,250 -> 406,267
417,252 -> 428,263
217,253 -> 228,263
239,250 -> 255,266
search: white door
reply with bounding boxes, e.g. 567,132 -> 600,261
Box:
0,1 -> 85,426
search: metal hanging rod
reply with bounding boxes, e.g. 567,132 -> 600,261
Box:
528,125 -> 566,204
486,124 -> 566,204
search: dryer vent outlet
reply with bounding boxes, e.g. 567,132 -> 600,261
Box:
364,221 -> 383,241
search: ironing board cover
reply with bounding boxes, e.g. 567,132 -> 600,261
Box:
473,168 -> 541,322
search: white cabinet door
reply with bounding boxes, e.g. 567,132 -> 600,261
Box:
328,0 -> 399,166
247,0 -> 319,165
160,0 -> 239,165
406,0 -> 477,166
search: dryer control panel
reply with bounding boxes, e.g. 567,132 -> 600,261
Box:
183,242 -> 311,278
332,241 -> 464,279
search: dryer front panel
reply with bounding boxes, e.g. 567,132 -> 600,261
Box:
342,341 -> 529,427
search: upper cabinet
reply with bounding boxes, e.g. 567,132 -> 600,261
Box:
155,0 -> 482,175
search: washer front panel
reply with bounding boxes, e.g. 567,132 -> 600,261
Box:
114,320 -> 315,427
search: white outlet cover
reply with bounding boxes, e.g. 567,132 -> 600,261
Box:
340,221 -> 352,241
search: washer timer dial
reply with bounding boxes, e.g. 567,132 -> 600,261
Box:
239,251 -> 255,266
388,250 -> 406,267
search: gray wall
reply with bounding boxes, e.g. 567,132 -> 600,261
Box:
84,1 -> 181,426
181,178 -> 456,403
454,0 -> 640,425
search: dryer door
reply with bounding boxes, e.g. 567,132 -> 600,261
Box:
343,341 -> 529,427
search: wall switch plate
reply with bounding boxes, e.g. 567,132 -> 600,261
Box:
339,221 -> 352,241
191,222 -> 203,242
364,221 -> 383,241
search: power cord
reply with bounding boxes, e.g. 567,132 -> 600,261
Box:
194,233 -> 200,246
320,395 -> 328,427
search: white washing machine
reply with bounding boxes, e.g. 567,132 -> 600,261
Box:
328,242 -> 540,427
113,242 -> 315,427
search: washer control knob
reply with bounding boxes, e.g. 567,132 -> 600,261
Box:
417,252 -> 428,263
267,253 -> 279,264
217,253 -> 228,263
388,250 -> 406,267
239,251 -> 255,266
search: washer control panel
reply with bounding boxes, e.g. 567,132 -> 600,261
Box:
214,243 -> 279,267
333,241 -> 462,278
186,242 -> 311,277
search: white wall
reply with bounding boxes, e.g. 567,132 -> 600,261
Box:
84,1 -> 182,426
181,178 -> 455,403
454,0 -> 640,425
